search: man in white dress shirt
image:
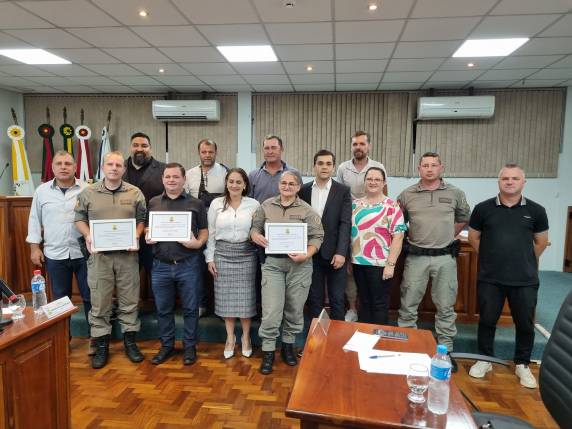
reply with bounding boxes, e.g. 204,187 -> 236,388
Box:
185,139 -> 228,316
27,150 -> 92,350
336,131 -> 386,322
185,139 -> 228,208
300,150 -> 352,321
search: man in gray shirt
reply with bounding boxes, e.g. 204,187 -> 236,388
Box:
248,135 -> 298,203
336,130 -> 386,322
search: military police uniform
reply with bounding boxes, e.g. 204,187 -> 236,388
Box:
397,180 -> 470,351
75,181 -> 146,339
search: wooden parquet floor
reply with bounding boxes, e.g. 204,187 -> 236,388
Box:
70,338 -> 558,429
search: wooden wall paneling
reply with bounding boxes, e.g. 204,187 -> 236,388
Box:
11,200 -> 34,296
0,362 -> 5,429
13,338 -> 58,429
0,197 -> 35,298
0,199 -> 8,287
564,207 -> 572,272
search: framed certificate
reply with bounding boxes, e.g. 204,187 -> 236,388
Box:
89,218 -> 137,252
148,211 -> 192,242
265,222 -> 307,254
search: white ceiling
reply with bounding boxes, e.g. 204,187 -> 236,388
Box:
0,0 -> 571,94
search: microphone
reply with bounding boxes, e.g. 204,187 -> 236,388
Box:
0,162 -> 9,181
0,278 -> 17,302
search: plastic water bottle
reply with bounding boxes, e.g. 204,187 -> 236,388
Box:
31,269 -> 47,314
428,344 -> 451,415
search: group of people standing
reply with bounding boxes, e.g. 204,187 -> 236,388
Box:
27,129 -> 549,388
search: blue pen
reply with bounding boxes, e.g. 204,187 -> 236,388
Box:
369,354 -> 397,359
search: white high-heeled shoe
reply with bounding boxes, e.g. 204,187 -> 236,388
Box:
241,336 -> 252,358
224,335 -> 235,359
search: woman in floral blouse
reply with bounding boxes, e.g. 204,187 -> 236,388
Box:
350,167 -> 406,324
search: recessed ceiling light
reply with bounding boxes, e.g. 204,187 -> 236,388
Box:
306,65 -> 313,72
453,38 -> 528,57
217,45 -> 277,63
0,49 -> 70,65
368,3 -> 378,11
467,62 -> 475,68
158,68 -> 165,73
138,10 -> 148,17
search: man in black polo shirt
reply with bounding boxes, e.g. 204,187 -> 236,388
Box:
468,163 -> 549,388
145,162 -> 208,366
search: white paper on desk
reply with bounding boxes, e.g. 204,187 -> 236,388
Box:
343,331 -> 380,352
358,349 -> 431,375
1,305 -> 18,315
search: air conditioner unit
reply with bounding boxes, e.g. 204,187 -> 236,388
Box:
417,96 -> 495,120
152,100 -> 220,122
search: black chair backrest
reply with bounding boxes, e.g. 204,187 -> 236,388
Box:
539,289 -> 572,429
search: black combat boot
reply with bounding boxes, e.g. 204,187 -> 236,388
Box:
123,331 -> 144,363
91,335 -> 110,369
280,343 -> 297,366
260,351 -> 275,375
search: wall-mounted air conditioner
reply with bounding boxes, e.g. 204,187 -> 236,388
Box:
417,96 -> 495,120
152,100 -> 220,121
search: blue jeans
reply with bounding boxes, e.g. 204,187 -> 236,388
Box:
45,256 -> 91,327
151,254 -> 202,349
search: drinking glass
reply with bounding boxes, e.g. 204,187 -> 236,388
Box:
11,294 -> 26,320
407,363 -> 429,404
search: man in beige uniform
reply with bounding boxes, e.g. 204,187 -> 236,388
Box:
75,151 -> 147,369
397,152 -> 470,371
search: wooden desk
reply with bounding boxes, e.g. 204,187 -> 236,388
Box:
0,306 -> 77,429
286,320 -> 477,429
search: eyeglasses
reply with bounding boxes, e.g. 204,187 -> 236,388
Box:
365,177 -> 384,183
279,181 -> 299,188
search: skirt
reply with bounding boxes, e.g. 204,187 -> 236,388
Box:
213,240 -> 257,318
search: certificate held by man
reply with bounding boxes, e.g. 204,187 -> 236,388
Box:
265,223 -> 307,254
148,211 -> 192,242
89,218 -> 137,252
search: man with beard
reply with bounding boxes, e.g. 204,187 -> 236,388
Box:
336,131 -> 386,322
123,132 -> 166,283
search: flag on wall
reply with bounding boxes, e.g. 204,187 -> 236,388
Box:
96,110 -> 112,181
60,107 -> 74,155
75,109 -> 92,182
38,107 -> 55,183
75,125 -> 92,182
7,108 -> 34,195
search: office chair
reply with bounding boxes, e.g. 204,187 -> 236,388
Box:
450,289 -> 572,429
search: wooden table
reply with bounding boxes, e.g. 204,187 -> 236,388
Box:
0,306 -> 77,429
286,320 -> 477,429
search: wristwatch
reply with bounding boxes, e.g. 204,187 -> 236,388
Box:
386,261 -> 396,267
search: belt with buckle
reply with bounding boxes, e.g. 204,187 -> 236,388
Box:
156,256 -> 189,265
